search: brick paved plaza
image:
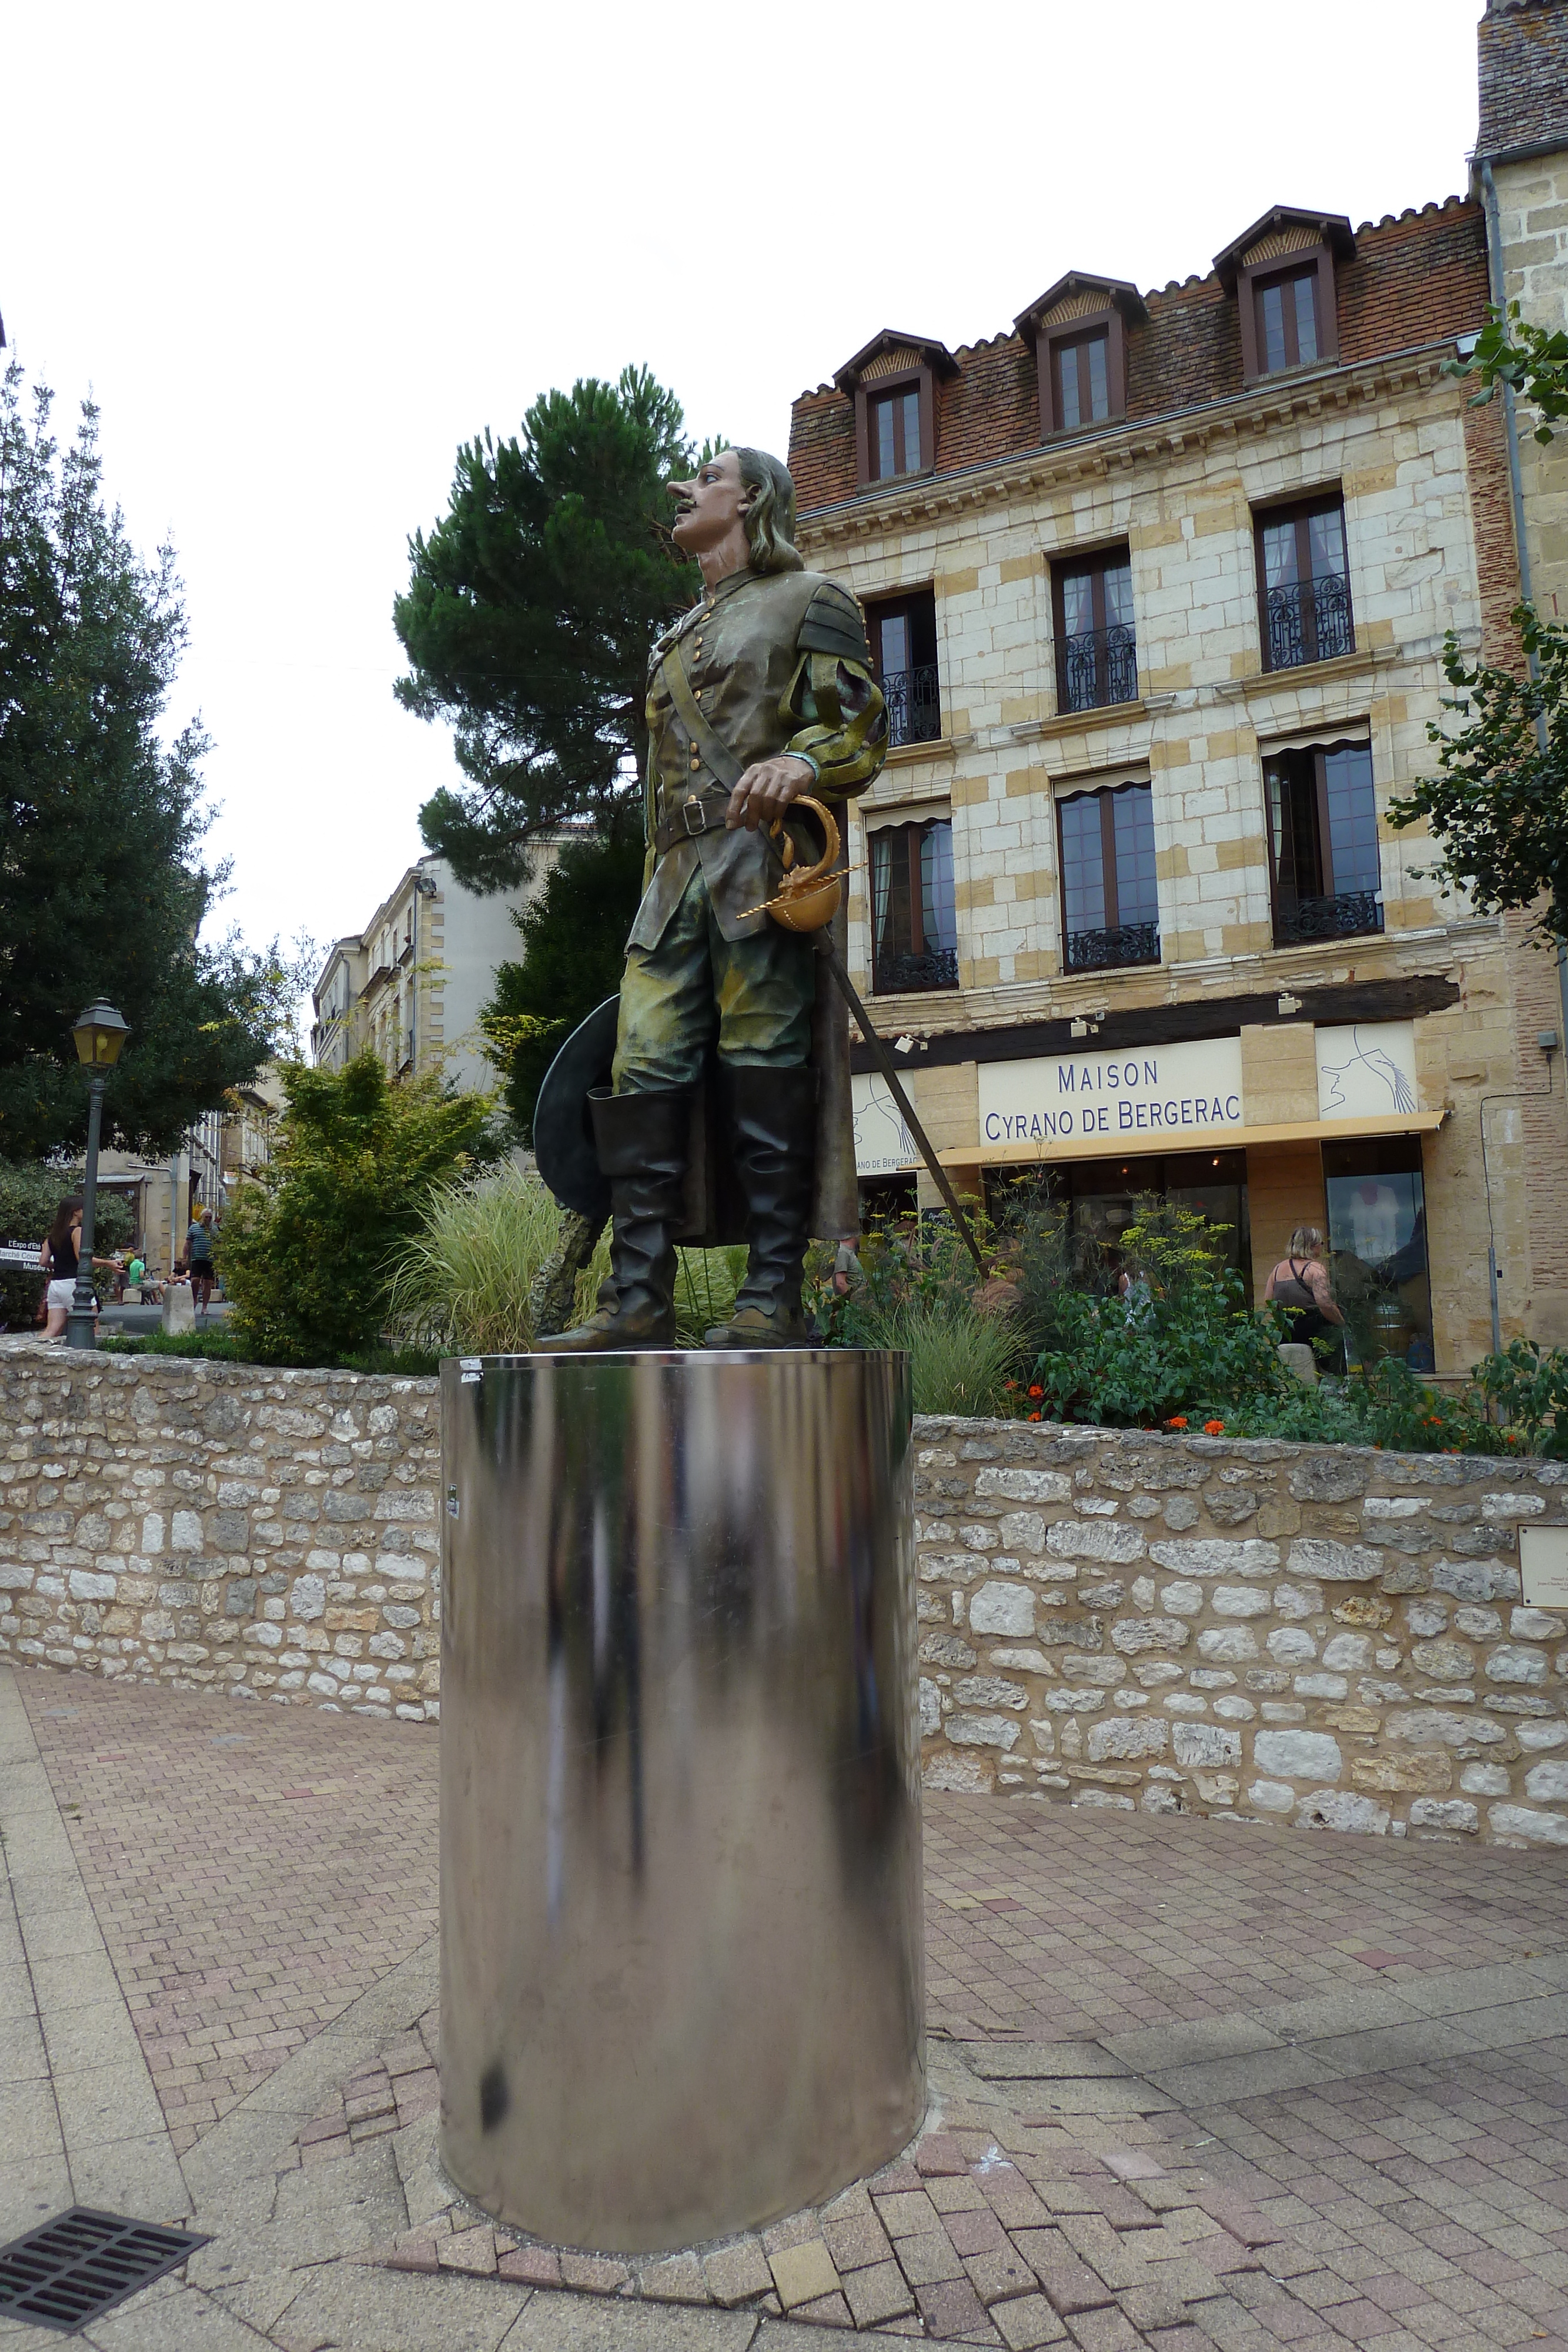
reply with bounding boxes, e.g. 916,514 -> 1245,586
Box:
6,1664 -> 1568,2350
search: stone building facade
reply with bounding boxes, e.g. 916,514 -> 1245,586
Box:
310,849 -> 555,1095
786,9 -> 1568,1380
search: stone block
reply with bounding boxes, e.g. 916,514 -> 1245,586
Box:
974,1467 -> 1071,1504
1110,1616 -> 1189,1653
1297,1789 -> 1388,1833
1148,1538 -> 1278,1578
1352,1752 -> 1451,1793
1173,1723 -> 1241,1766
1213,1584 -> 1272,1618
1487,1642 -> 1550,1685
969,1583 -> 1036,1637
1086,1716 -> 1168,1760
1409,1797 -> 1479,1831
1524,1758 -> 1568,1801
1287,1538 -> 1381,1582
1046,1521 -> 1145,1563
1253,1728 -> 1343,1781
947,1713 -> 1021,1749
1490,1802 -> 1568,1845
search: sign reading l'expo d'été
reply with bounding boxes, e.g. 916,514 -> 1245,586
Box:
978,1035 -> 1245,1149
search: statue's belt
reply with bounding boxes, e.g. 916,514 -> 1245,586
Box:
652,787 -> 731,857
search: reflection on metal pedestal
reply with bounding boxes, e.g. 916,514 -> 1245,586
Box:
439,1349 -> 923,2255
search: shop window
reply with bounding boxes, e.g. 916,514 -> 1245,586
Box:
1053,549 -> 1138,713
1057,781 -> 1159,972
870,817 -> 958,994
867,590 -> 941,747
991,1151 -> 1251,1302
1322,1137 -> 1433,1372
1255,495 -> 1353,671
1265,739 -> 1382,946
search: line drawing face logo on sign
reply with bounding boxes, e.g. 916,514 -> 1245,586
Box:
1315,1022 -> 1417,1118
851,1073 -> 916,1175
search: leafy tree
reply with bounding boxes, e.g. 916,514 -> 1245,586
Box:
1446,300 -> 1568,445
478,830 -> 646,1140
0,363 -> 299,1160
393,366 -> 710,891
217,1054 -> 496,1365
1387,609 -> 1568,946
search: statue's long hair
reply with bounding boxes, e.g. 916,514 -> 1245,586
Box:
735,447 -> 804,574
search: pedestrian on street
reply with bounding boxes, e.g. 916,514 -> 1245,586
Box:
39,1197 -> 120,1340
186,1207 -> 217,1319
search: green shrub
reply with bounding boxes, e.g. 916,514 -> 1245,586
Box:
1473,1339 -> 1568,1457
100,1328 -> 439,1374
1022,1200 -> 1292,1431
217,1055 -> 496,1367
869,1295 -> 1020,1415
0,1164 -> 133,1253
389,1164 -> 612,1354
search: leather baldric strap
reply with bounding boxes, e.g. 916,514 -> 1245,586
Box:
661,636 -> 745,789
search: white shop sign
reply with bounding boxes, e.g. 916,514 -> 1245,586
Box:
978,1035 -> 1244,1152
1520,1526 -> 1568,1611
852,1070 -> 918,1175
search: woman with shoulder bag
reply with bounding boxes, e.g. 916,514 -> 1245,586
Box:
1263,1224 -> 1345,1363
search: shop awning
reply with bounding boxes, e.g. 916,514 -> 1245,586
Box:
938,1108 -> 1447,1170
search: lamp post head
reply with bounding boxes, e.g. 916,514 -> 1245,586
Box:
71,1001 -> 131,1070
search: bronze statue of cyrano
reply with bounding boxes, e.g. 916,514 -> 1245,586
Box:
538,447 -> 887,1351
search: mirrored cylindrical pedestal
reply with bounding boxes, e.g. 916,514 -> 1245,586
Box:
439,1348 -> 922,2254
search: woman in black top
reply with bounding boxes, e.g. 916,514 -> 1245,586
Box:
1263,1224 -> 1345,1359
39,1195 -> 120,1339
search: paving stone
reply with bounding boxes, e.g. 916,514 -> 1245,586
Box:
703,2238 -> 771,2305
994,2294 -> 1072,2348
770,2237 -> 840,2310
844,2258 -> 917,2325
824,2213 -> 895,2272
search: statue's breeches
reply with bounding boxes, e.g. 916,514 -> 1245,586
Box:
613,864 -> 815,1093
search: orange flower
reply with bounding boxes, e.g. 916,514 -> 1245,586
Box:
1028,1384 -> 1044,1399
1203,1419 -> 1225,1436
1002,1379 -> 1017,1392
1027,1410 -> 1042,1422
1167,1415 -> 1188,1430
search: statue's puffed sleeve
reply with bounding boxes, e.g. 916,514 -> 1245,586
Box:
780,581 -> 888,800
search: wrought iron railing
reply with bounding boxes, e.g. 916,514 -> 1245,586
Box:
881,663 -> 941,747
1065,921 -> 1161,973
1263,574 -> 1353,670
1057,624 -> 1138,714
872,946 -> 959,994
1273,890 -> 1383,945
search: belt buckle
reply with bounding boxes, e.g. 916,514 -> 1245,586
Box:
680,796 -> 708,838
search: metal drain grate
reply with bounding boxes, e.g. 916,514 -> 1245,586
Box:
0,2207 -> 209,2333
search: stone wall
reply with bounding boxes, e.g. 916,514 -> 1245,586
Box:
0,1344 -> 440,1719
915,1418 -> 1568,1847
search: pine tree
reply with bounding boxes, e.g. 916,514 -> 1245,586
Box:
393,366 -> 708,890
0,363 -> 296,1158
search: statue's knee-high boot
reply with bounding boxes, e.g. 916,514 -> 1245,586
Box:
536,1088 -> 690,1352
704,1064 -> 815,1349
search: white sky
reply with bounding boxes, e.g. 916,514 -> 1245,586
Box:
1,0 -> 1483,991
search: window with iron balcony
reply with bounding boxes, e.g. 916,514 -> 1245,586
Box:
1265,739 -> 1383,947
1052,549 -> 1138,714
1256,495 -> 1353,673
870,817 -> 958,994
1057,781 -> 1159,973
866,589 -> 941,749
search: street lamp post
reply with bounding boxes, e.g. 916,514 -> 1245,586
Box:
65,1001 -> 131,1352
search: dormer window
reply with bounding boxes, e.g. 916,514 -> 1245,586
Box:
870,385 -> 922,480
1213,207 -> 1355,384
1014,275 -> 1145,442
833,330 -> 957,492
1055,330 -> 1109,429
1256,266 -> 1320,373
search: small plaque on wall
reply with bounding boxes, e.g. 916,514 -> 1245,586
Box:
1520,1525 -> 1568,1609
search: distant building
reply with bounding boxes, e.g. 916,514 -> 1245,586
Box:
310,851 -> 554,1093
